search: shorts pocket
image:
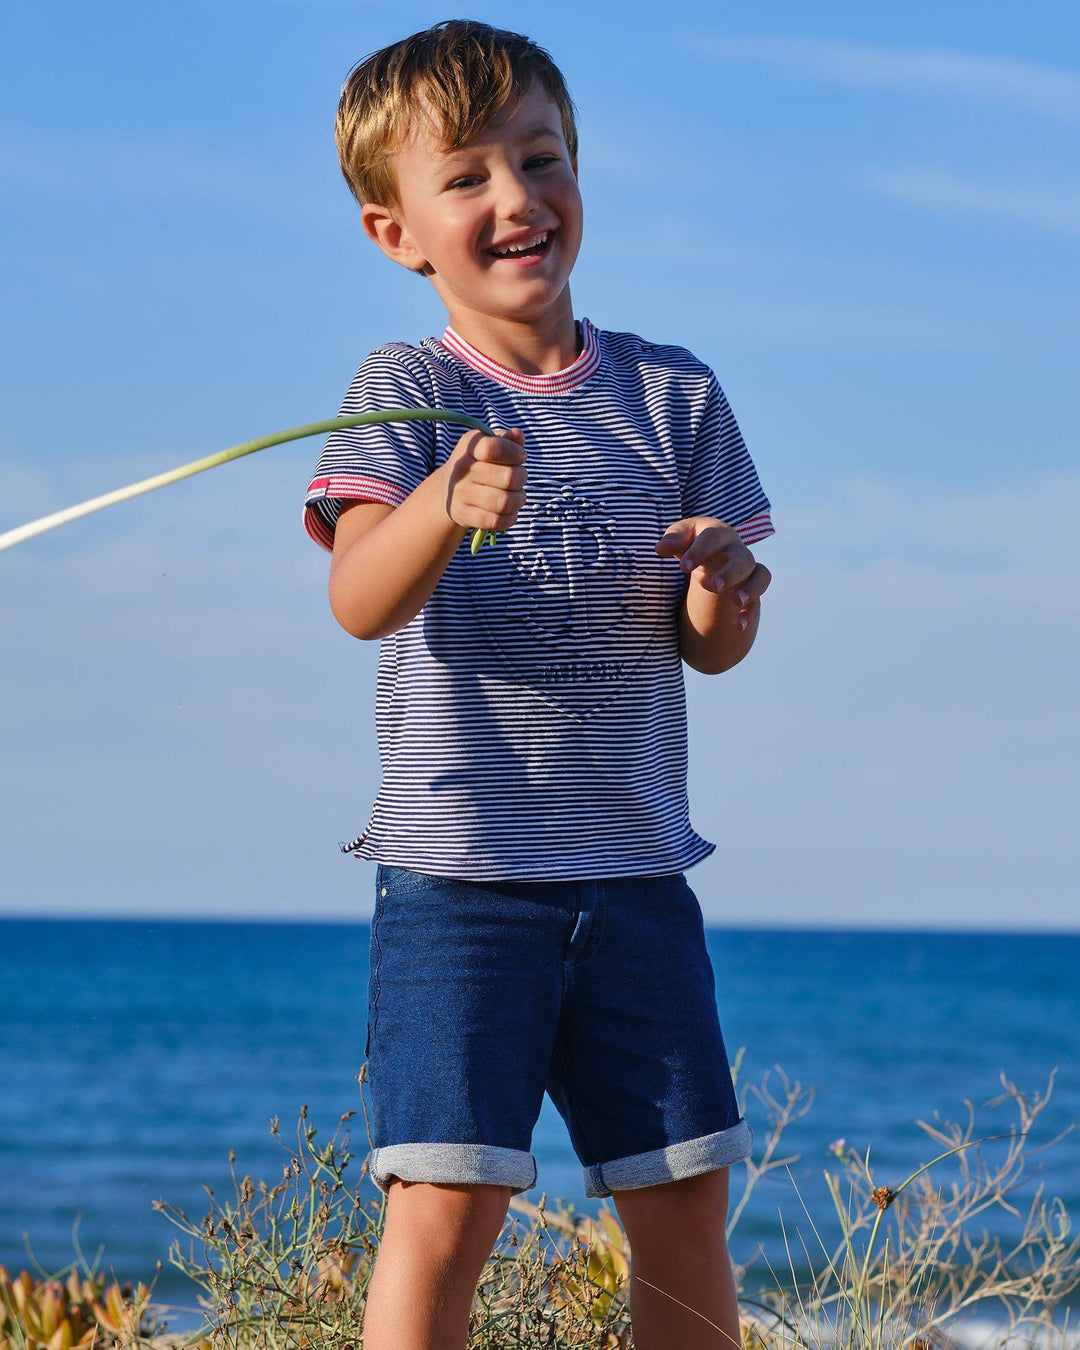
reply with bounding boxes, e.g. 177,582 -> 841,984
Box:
376,863 -> 456,897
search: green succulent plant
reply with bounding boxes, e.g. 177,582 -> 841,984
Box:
0,1262 -> 167,1349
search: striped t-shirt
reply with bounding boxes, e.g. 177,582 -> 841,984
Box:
303,316 -> 774,881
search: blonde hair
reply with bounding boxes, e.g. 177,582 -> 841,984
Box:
335,19 -> 579,216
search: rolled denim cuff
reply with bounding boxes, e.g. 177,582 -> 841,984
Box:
367,1142 -> 538,1196
582,1117 -> 753,1198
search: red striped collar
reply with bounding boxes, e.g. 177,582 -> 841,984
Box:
437,317 -> 601,394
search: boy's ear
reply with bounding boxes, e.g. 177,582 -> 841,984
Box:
360,202 -> 429,274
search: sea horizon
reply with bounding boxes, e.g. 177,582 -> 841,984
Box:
3,912 -> 1077,935
3,916 -> 1077,1337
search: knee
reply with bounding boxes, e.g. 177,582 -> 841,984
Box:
386,1179 -> 513,1247
614,1167 -> 730,1249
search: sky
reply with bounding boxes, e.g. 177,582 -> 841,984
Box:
1,0 -> 1077,928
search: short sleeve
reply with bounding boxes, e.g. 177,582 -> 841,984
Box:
302,346 -> 438,553
683,370 -> 775,547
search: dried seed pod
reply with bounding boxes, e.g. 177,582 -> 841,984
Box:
872,1184 -> 896,1209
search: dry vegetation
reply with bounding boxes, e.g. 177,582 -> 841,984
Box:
2,1055 -> 1077,1349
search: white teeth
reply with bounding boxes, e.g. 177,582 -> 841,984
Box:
492,230 -> 548,256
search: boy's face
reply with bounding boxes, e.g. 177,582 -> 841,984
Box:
363,79 -> 583,327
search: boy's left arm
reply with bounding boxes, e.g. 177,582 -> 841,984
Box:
655,517 -> 772,675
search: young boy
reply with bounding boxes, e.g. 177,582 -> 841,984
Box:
303,19 -> 775,1350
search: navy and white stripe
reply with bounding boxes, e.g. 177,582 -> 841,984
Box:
304,317 -> 775,881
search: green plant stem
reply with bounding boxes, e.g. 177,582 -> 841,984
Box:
826,1128 -> 1020,1344
0,408 -> 502,556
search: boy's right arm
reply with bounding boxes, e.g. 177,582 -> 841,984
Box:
328,426 -> 527,640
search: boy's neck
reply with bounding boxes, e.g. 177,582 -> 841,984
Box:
442,291 -> 581,375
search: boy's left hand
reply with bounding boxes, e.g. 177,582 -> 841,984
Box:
655,517 -> 772,621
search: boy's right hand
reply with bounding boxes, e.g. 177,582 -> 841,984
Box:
444,426 -> 528,536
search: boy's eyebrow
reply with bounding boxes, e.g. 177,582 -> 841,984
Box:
439,123 -> 562,160
516,122 -> 563,141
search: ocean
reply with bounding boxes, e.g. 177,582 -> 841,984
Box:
1,917 -> 1076,1340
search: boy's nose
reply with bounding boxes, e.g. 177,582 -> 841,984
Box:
495,170 -> 538,219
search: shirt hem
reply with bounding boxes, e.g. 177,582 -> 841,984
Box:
342,835 -> 717,880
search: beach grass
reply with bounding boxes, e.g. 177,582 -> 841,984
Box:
2,1057 -> 1076,1349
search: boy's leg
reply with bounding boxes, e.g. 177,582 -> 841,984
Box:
362,1179 -> 513,1350
613,1167 -> 742,1350
544,873 -> 751,1348
360,865 -> 574,1345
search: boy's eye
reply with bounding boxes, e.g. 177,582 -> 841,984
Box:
448,157 -> 557,191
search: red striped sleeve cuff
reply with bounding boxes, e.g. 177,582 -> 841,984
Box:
733,511 -> 775,546
303,475 -> 408,553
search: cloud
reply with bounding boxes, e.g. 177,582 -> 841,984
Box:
703,292 -> 1001,353
0,128 -> 266,199
0,125 -> 343,228
693,468 -> 1079,929
774,469 -> 1080,613
866,165 -> 1080,237
3,463 -> 1077,924
690,34 -> 1080,120
585,220 -> 1025,354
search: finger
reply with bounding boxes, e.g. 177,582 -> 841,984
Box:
478,483 -> 527,526
731,562 -> 771,602
655,523 -> 695,553
501,427 -> 526,459
708,567 -> 744,595
495,426 -> 524,448
680,539 -> 717,573
480,432 -> 526,463
713,559 -> 767,599
679,523 -> 744,574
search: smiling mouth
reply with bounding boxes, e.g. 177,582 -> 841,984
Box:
488,229 -> 555,260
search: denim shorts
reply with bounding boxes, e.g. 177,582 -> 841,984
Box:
361,864 -> 753,1199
